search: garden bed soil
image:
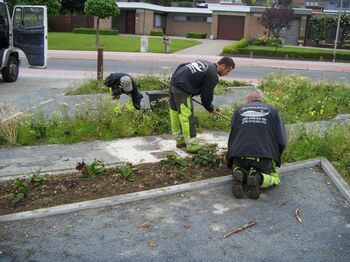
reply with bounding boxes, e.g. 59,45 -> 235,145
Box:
0,161 -> 230,216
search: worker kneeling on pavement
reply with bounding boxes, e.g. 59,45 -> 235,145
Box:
169,56 -> 235,154
104,72 -> 143,110
227,91 -> 287,199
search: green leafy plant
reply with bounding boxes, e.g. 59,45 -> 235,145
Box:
115,162 -> 135,181
192,144 -> 223,167
29,169 -> 47,186
161,154 -> 188,168
76,159 -> 106,178
12,178 -> 28,207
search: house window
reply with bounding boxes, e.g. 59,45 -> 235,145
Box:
174,15 -> 186,22
188,16 -> 206,22
174,15 -> 211,23
154,13 -> 164,28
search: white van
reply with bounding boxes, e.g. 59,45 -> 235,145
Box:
0,0 -> 47,82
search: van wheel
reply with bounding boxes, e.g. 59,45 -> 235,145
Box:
2,56 -> 19,82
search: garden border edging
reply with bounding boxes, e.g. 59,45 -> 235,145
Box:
0,158 -> 349,223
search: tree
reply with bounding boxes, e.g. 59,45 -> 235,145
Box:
309,15 -> 335,46
259,5 -> 294,40
84,0 -> 119,80
16,0 -> 61,16
84,0 -> 119,49
339,12 -> 350,46
61,0 -> 86,15
277,0 -> 292,7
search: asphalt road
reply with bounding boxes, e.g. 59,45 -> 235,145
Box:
22,58 -> 350,83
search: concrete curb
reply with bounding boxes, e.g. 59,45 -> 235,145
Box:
0,176 -> 231,223
1,158 -> 349,223
320,157 -> 350,203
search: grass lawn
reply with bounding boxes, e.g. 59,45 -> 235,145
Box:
48,33 -> 200,53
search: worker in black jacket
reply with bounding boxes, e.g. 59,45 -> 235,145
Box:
169,57 -> 235,153
227,90 -> 287,199
104,72 -> 143,110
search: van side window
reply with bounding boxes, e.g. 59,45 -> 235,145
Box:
0,4 -> 9,49
13,7 -> 23,29
23,7 -> 44,28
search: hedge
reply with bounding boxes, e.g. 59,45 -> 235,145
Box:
186,32 -> 207,39
231,46 -> 350,61
222,38 -> 350,61
150,30 -> 164,36
73,28 -> 119,35
222,38 -> 249,54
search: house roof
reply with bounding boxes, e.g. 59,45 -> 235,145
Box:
116,2 -> 312,15
207,3 -> 250,12
116,2 -> 212,14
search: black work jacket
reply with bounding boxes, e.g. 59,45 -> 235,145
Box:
227,101 -> 287,168
170,60 -> 218,112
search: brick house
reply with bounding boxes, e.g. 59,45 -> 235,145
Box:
92,2 -> 312,45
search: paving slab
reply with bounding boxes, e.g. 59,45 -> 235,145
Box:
0,166 -> 349,261
0,132 -> 228,180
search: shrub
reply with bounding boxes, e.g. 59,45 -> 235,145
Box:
186,32 -> 207,39
176,1 -> 194,7
222,37 -> 249,54
73,28 -> 119,35
150,30 -> 164,37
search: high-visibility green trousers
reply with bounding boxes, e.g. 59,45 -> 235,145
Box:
232,157 -> 281,189
169,86 -> 196,142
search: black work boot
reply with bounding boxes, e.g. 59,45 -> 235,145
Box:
232,168 -> 246,199
247,170 -> 262,199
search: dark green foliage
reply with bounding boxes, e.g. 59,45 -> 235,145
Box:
161,154 -> 188,167
16,0 -> 61,16
84,0 -> 119,19
150,30 -> 164,36
73,28 -> 119,35
192,144 -> 224,167
12,179 -> 28,206
186,32 -> 207,39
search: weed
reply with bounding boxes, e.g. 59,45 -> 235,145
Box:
0,103 -> 20,145
283,125 -> 350,184
76,159 -> 106,178
65,78 -> 107,96
260,73 -> 350,123
29,169 -> 47,186
12,179 -> 28,206
192,144 -> 224,167
161,154 -> 188,168
115,163 -> 135,181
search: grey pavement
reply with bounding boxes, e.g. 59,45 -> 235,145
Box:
0,165 -> 349,261
0,86 -> 254,120
1,111 -> 350,180
175,39 -> 233,55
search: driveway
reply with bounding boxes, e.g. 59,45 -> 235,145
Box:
175,39 -> 233,56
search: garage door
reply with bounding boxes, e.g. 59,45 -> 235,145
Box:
217,16 -> 245,40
